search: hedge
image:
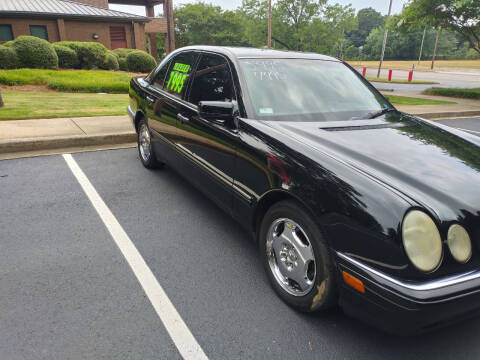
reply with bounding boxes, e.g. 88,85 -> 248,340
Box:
113,48 -> 136,59
0,45 -> 19,69
1,38 -> 155,72
53,44 -> 79,69
126,50 -> 157,73
113,48 -> 136,71
102,51 -> 120,71
11,36 -> 58,69
56,41 -> 108,69
118,57 -> 128,71
423,87 -> 480,100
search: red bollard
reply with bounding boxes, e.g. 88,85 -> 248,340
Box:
408,71 -> 413,82
388,69 -> 393,82
362,67 -> 367,77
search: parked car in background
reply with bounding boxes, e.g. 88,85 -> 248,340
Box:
128,46 -> 480,334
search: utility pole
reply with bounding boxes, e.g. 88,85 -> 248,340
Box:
377,0 -> 393,78
267,0 -> 272,48
418,26 -> 426,64
0,89 -> 3,108
431,29 -> 440,70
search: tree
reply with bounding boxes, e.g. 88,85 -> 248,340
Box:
239,0 -> 270,47
348,7 -> 384,47
276,0 -> 326,49
174,3 -> 245,48
401,0 -> 480,54
240,0 -> 356,53
300,4 -> 357,55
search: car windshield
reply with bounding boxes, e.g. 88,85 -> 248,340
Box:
239,59 -> 392,122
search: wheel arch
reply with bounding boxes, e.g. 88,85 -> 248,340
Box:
133,110 -> 147,133
253,190 -> 320,242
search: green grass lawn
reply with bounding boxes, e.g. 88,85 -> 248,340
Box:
367,77 -> 438,85
422,87 -> 480,100
0,91 -> 129,120
0,69 -> 133,93
385,95 -> 455,106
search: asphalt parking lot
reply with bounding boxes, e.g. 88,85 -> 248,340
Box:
1,118 -> 480,359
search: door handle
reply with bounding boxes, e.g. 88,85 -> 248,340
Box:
146,95 -> 155,104
177,113 -> 190,123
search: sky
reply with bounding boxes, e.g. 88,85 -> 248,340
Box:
110,0 -> 408,17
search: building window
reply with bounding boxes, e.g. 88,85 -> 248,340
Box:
30,25 -> 48,40
0,25 -> 13,41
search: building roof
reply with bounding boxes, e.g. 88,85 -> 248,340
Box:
0,0 -> 150,22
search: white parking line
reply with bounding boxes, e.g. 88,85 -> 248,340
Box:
63,154 -> 208,360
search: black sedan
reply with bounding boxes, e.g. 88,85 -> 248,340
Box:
127,46 -> 480,334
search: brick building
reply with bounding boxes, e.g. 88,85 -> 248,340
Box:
0,0 -> 175,58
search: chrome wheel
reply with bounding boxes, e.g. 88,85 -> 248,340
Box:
139,124 -> 151,162
266,218 -> 316,296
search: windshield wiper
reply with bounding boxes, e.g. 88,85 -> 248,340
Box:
365,108 -> 396,119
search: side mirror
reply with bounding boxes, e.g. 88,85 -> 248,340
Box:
199,101 -> 235,120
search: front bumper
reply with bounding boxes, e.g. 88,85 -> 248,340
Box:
337,252 -> 480,334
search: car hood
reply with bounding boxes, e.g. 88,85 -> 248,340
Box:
264,112 -> 480,219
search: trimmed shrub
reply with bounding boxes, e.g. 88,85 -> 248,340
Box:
113,48 -> 135,71
126,50 -> 156,73
56,41 -> 108,69
53,44 -> 79,69
11,36 -> 58,69
102,51 -> 120,71
118,57 -> 128,71
0,45 -> 19,69
113,48 -> 135,59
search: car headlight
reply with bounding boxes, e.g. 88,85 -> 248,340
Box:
447,224 -> 472,263
402,210 -> 443,272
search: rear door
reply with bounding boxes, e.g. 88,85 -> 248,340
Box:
172,52 -> 239,213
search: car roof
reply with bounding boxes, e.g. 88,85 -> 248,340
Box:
176,45 -> 340,61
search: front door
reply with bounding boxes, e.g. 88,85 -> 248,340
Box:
173,52 -> 238,213
146,51 -> 197,164
110,26 -> 127,49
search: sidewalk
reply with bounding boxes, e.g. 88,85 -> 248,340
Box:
0,115 -> 136,160
392,92 -> 480,119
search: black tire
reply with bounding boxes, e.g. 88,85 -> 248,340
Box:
137,118 -> 164,169
259,200 -> 338,312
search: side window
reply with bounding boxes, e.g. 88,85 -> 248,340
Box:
151,59 -> 171,90
164,52 -> 196,98
188,54 -> 235,105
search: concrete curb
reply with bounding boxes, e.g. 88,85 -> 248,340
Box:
0,132 -> 136,154
413,110 -> 480,120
